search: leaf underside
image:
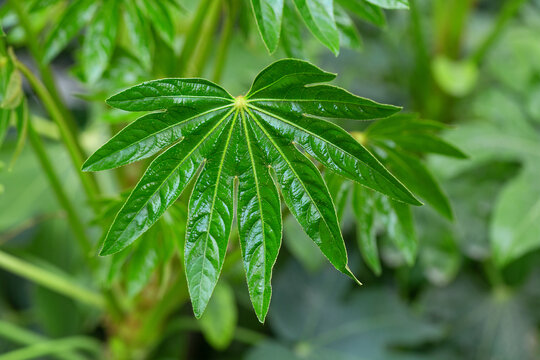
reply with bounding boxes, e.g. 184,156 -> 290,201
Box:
84,59 -> 418,321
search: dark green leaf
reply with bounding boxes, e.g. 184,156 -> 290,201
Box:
292,0 -> 340,55
81,0 -> 118,84
184,113 -> 238,317
87,59 -> 417,319
82,106 -> 233,171
99,109 -> 235,256
251,0 -> 284,53
246,108 -> 359,284
237,111 -> 282,322
106,78 -> 233,111
43,0 -> 98,64
0,108 -> 10,148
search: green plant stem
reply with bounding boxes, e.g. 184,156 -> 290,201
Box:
471,0 -> 527,64
0,320 -> 84,360
26,121 -> 94,256
0,249 -> 105,309
0,337 -> 102,360
212,0 -> 238,82
16,60 -> 100,209
191,0 -> 222,77
177,0 -> 213,76
8,0 -> 79,138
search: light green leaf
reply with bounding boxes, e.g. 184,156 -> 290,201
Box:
0,69 -> 23,109
365,0 -> 409,9
491,166 -> 540,267
9,98 -> 28,170
336,0 -> 386,27
292,0 -> 340,55
335,5 -> 363,50
123,0 -> 153,70
280,2 -> 304,58
43,0 -> 98,64
81,0 -> 119,84
352,184 -> 381,275
199,282 -> 237,350
140,0 -> 175,47
388,199 -> 417,265
381,147 -> 452,219
251,0 -> 284,53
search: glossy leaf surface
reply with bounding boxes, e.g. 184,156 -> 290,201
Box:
85,59 -> 417,320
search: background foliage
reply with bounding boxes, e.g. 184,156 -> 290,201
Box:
1,0 -> 539,359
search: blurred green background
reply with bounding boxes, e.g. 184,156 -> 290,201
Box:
1,0 -> 540,359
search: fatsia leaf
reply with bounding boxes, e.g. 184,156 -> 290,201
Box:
85,59 -> 417,320
43,0 -> 98,64
251,0 -> 284,53
292,0 -> 340,55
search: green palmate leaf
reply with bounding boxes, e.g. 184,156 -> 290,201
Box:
43,0 -> 98,64
292,0 -> 340,55
365,0 -> 409,9
85,59 -> 418,321
81,0 -> 119,84
251,0 -> 284,53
